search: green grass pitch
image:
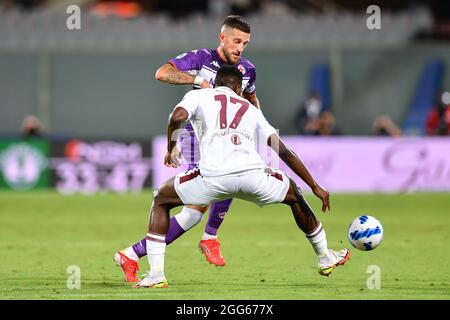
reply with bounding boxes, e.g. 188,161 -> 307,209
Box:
0,190 -> 449,300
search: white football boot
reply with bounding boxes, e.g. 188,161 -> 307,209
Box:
318,248 -> 350,276
132,274 -> 168,288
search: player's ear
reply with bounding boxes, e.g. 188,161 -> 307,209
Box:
219,32 -> 225,42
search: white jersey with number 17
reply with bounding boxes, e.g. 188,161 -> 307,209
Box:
175,86 -> 277,177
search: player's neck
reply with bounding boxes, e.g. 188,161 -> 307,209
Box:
216,48 -> 233,64
216,85 -> 234,92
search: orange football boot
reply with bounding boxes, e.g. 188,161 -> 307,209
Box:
199,239 -> 226,266
114,252 -> 140,283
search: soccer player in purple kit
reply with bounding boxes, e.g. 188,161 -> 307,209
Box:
114,15 -> 260,282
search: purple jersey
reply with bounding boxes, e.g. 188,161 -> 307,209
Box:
169,48 -> 256,93
169,48 -> 257,167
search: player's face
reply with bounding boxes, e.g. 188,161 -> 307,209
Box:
219,27 -> 250,64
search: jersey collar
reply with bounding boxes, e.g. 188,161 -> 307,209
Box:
216,86 -> 235,93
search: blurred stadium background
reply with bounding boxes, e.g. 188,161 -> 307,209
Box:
1,0 -> 449,194
1,0 -> 450,300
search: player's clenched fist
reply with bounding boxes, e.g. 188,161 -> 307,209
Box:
164,147 -> 182,168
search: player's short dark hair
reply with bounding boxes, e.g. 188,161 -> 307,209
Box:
215,65 -> 243,89
223,15 -> 251,33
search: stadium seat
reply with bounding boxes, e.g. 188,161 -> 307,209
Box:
309,64 -> 332,111
0,7 -> 433,50
402,59 -> 445,135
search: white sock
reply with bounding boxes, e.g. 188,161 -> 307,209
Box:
122,247 -> 139,261
202,232 -> 217,240
306,222 -> 328,257
174,207 -> 204,231
146,233 -> 166,280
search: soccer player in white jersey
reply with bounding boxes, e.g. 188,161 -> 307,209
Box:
115,16 -> 260,282
132,65 -> 350,288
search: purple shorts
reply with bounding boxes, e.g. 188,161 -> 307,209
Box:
179,123 -> 200,169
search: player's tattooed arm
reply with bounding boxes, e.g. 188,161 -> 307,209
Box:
165,107 -> 188,168
243,91 -> 260,109
155,63 -> 194,84
155,63 -> 211,88
268,134 -> 330,212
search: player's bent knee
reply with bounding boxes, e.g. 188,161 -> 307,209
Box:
152,177 -> 181,207
152,189 -> 165,206
282,178 -> 304,205
153,188 -> 175,208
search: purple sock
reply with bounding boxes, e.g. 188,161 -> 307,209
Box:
165,216 -> 186,245
131,217 -> 186,258
205,199 -> 233,236
131,239 -> 147,258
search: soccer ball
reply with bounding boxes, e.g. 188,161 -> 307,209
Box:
348,215 -> 383,251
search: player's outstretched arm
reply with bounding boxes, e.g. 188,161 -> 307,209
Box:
155,63 -> 211,88
268,134 -> 330,212
165,107 -> 189,168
